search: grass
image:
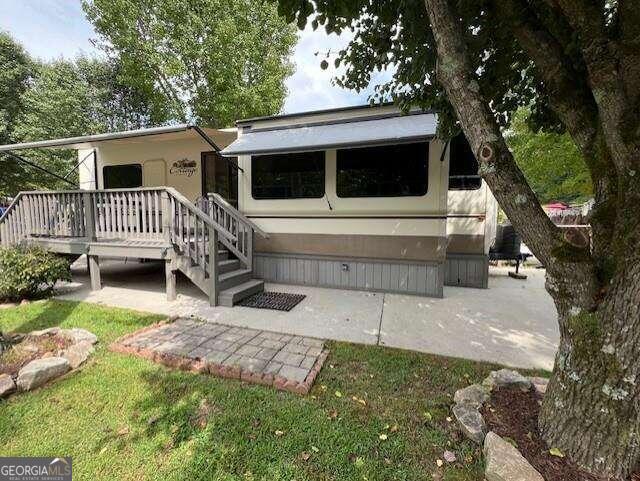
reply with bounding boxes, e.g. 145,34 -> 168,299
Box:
0,300 -> 543,480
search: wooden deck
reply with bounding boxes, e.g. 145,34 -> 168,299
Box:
0,187 -> 268,306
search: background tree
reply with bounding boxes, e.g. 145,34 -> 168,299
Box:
508,108 -> 592,204
0,43 -> 167,196
277,0 -> 640,478
82,0 -> 297,128
0,32 -> 35,196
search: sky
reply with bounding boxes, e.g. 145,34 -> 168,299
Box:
0,0 -> 390,115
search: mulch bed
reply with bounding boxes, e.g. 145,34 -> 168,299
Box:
0,333 -> 71,377
481,386 -> 602,481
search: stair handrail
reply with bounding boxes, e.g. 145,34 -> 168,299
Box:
0,192 -> 26,246
165,188 -> 236,243
207,193 -> 269,239
0,192 -> 24,223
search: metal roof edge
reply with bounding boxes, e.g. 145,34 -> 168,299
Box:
0,123 -> 193,152
235,102 -> 435,126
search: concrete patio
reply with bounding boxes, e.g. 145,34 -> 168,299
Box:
56,258 -> 558,370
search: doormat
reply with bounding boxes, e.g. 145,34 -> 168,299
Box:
238,291 -> 306,311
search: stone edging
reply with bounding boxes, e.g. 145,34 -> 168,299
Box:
109,321 -> 329,395
452,369 -> 549,481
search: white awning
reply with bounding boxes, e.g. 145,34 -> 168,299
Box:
0,125 -> 238,152
220,112 -> 437,156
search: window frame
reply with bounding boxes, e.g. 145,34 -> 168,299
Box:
448,134 -> 482,191
250,150 -> 326,200
335,141 -> 430,199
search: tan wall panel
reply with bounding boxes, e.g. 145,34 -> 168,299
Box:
96,138 -> 209,201
446,234 -> 485,254
255,233 -> 447,262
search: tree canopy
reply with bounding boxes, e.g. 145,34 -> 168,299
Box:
0,32 -> 166,196
83,0 -> 297,128
0,32 -> 35,195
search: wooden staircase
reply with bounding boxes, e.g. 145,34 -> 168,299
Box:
0,187 -> 268,307
173,244 -> 264,307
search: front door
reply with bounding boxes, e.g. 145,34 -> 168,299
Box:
202,151 -> 238,207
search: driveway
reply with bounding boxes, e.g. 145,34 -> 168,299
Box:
57,259 -> 558,370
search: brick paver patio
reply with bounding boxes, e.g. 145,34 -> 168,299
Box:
111,318 -> 329,394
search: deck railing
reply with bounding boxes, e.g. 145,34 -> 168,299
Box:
198,193 -> 268,270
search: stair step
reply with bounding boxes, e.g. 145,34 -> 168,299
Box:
218,279 -> 264,307
218,259 -> 241,274
218,268 -> 252,290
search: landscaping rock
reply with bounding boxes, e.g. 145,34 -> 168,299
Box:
484,369 -> 532,391
16,357 -> 70,391
454,383 -> 490,408
452,403 -> 486,444
484,431 -> 544,481
530,376 -> 549,395
61,341 -> 94,369
0,374 -> 16,397
61,328 -> 98,345
30,327 -> 61,337
443,450 -> 457,463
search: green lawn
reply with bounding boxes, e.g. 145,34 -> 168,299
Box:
0,300 -> 536,480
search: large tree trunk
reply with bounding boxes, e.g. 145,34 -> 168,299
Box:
540,261 -> 640,478
423,0 -> 640,478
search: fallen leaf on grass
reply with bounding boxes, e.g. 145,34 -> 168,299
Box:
300,452 -> 311,461
379,434 -> 388,441
436,459 -> 444,467
274,430 -> 285,436
117,427 -> 129,436
311,446 -> 319,453
327,409 -> 338,420
335,391 -> 342,398
549,447 -> 565,458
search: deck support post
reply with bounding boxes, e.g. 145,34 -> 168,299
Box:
166,256 -> 177,301
208,228 -> 219,306
83,192 -> 101,291
88,255 -> 101,291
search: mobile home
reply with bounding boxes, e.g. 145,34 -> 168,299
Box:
0,104 -> 496,304
221,104 -> 496,295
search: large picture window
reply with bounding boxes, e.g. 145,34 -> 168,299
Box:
251,151 -> 325,199
103,164 -> 142,189
336,142 -> 429,198
449,134 -> 481,190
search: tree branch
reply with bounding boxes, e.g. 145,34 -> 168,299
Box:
498,0 -> 618,262
617,0 -> 640,108
422,0 -> 566,270
553,0 -> 637,168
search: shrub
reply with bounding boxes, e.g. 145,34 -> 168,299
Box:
0,245 -> 71,301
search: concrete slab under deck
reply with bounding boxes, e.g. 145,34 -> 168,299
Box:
56,257 -> 558,370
